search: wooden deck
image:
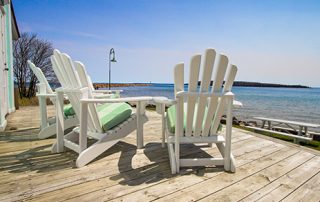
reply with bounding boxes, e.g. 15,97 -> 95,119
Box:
0,106 -> 319,202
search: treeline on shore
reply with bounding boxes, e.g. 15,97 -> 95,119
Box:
199,81 -> 310,88
92,81 -> 309,89
48,81 -> 309,89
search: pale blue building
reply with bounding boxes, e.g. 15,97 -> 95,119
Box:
0,0 -> 20,131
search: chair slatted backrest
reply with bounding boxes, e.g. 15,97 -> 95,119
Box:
51,51 -> 70,89
86,75 -> 96,91
27,61 -> 54,94
174,48 -> 237,137
211,64 -> 237,133
61,53 -> 102,133
193,49 -> 216,136
185,55 -> 201,136
51,49 -> 102,133
74,63 -> 94,91
74,61 -> 102,132
51,50 -> 80,119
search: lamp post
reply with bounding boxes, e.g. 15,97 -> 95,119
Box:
108,48 -> 117,90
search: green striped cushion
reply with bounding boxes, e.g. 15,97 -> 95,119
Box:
111,93 -> 120,98
62,92 -> 121,117
63,104 -> 75,117
97,103 -> 132,132
167,103 -> 221,134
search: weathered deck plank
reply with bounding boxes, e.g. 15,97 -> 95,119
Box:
0,106 -> 319,202
103,142 -> 285,202
282,172 -> 320,202
53,136 -> 279,201
26,135 -> 254,201
199,151 -> 315,201
151,147 -> 299,202
0,131 -> 251,201
241,156 -> 320,201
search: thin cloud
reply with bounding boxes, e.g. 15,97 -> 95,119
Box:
69,31 -> 105,40
19,22 -> 33,32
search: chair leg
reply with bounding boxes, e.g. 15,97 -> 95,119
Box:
51,130 -> 78,153
56,91 -> 65,153
136,102 -> 147,149
76,139 -> 119,167
175,142 -> 180,173
224,97 -> 233,171
230,155 -> 236,173
167,142 -> 177,174
224,151 -> 231,171
38,124 -> 56,139
39,96 -> 48,130
216,142 -> 236,172
161,105 -> 166,148
51,142 -> 58,153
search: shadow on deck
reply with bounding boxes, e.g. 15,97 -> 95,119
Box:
0,106 -> 319,201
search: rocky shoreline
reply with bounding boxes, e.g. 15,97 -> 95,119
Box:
135,103 -> 320,141
220,115 -> 320,141
93,83 -> 151,89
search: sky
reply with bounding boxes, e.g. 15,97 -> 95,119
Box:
14,0 -> 320,87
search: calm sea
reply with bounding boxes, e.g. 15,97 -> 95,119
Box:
110,84 -> 320,128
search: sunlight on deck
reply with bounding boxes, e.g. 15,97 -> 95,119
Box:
0,106 -> 319,201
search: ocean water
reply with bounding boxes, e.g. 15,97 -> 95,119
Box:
110,84 -> 320,128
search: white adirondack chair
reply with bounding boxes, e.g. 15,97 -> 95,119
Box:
158,49 -> 238,174
28,61 -> 122,139
27,61 -> 78,139
51,49 -> 152,167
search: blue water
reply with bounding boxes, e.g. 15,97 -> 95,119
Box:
110,84 -> 320,126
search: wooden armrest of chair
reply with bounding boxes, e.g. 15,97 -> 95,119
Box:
36,93 -> 56,98
80,96 -> 153,104
92,89 -> 123,94
152,96 -> 177,106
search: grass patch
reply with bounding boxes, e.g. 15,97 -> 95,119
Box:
234,125 -> 320,151
299,141 -> 320,150
18,97 -> 54,106
18,97 -> 40,106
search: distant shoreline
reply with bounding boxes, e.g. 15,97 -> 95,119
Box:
93,81 -> 310,89
232,81 -> 310,88
93,83 -> 151,89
